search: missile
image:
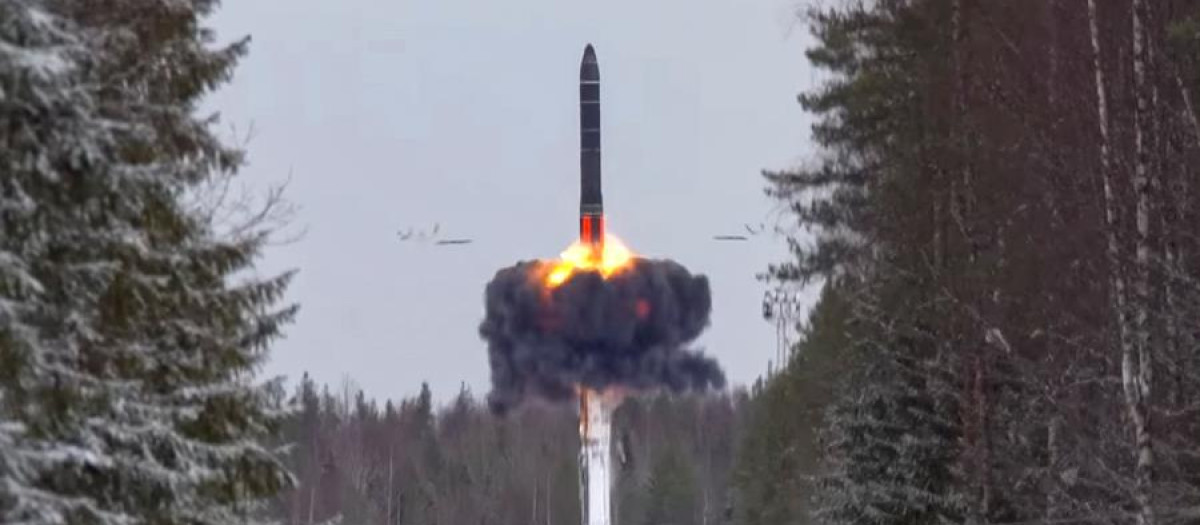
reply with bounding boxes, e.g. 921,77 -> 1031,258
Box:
578,45 -> 610,525
579,44 -> 604,252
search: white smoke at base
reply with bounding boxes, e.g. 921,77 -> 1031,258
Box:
579,388 -> 622,525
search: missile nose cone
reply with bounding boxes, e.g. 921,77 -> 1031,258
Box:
580,44 -> 599,81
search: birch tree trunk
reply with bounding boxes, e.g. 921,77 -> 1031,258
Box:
545,474 -> 552,525
1130,1 -> 1156,523
1086,0 -> 1126,346
951,2 -> 992,522
1177,69 -> 1200,149
1046,413 -> 1063,523
1087,2 -> 1150,519
387,446 -> 395,525
309,484 -> 317,525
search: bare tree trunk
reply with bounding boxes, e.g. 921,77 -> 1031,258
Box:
1046,0 -> 1060,107
952,0 -> 975,234
387,446 -> 395,525
951,2 -> 993,522
934,197 -> 944,269
1130,1 -> 1156,523
1150,8 -> 1182,411
1088,2 -> 1151,519
972,353 -> 991,522
1177,69 -> 1200,149
291,472 -> 302,525
308,484 -> 316,525
1046,413 -> 1063,523
1164,241 -> 1180,407
1086,0 -> 1131,338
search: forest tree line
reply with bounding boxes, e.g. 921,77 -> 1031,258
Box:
739,1 -> 1200,525
265,376 -> 748,525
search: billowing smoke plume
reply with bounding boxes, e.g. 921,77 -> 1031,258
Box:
480,257 -> 726,413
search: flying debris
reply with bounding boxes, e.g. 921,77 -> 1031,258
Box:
711,222 -> 772,242
397,222 -> 472,245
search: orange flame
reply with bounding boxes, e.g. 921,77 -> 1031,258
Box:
545,234 -> 634,287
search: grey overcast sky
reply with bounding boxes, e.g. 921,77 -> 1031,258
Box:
206,0 -> 819,403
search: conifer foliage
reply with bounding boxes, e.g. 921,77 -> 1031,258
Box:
0,1 -> 296,523
739,0 -> 1200,524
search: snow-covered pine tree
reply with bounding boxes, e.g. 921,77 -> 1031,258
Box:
814,303 -> 964,525
1,1 -> 111,520
0,1 -> 297,523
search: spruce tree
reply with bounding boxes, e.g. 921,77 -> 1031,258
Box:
643,447 -> 698,525
0,1 -> 296,523
731,279 -> 856,525
750,0 -> 970,522
815,332 -> 963,525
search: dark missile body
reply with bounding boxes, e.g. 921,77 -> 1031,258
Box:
579,44 -> 604,248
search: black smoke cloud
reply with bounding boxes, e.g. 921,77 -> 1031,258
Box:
480,257 -> 726,414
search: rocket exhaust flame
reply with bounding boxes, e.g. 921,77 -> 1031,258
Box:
479,44 -> 726,525
546,234 -> 633,287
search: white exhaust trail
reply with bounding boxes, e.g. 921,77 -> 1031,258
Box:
579,388 -> 620,525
